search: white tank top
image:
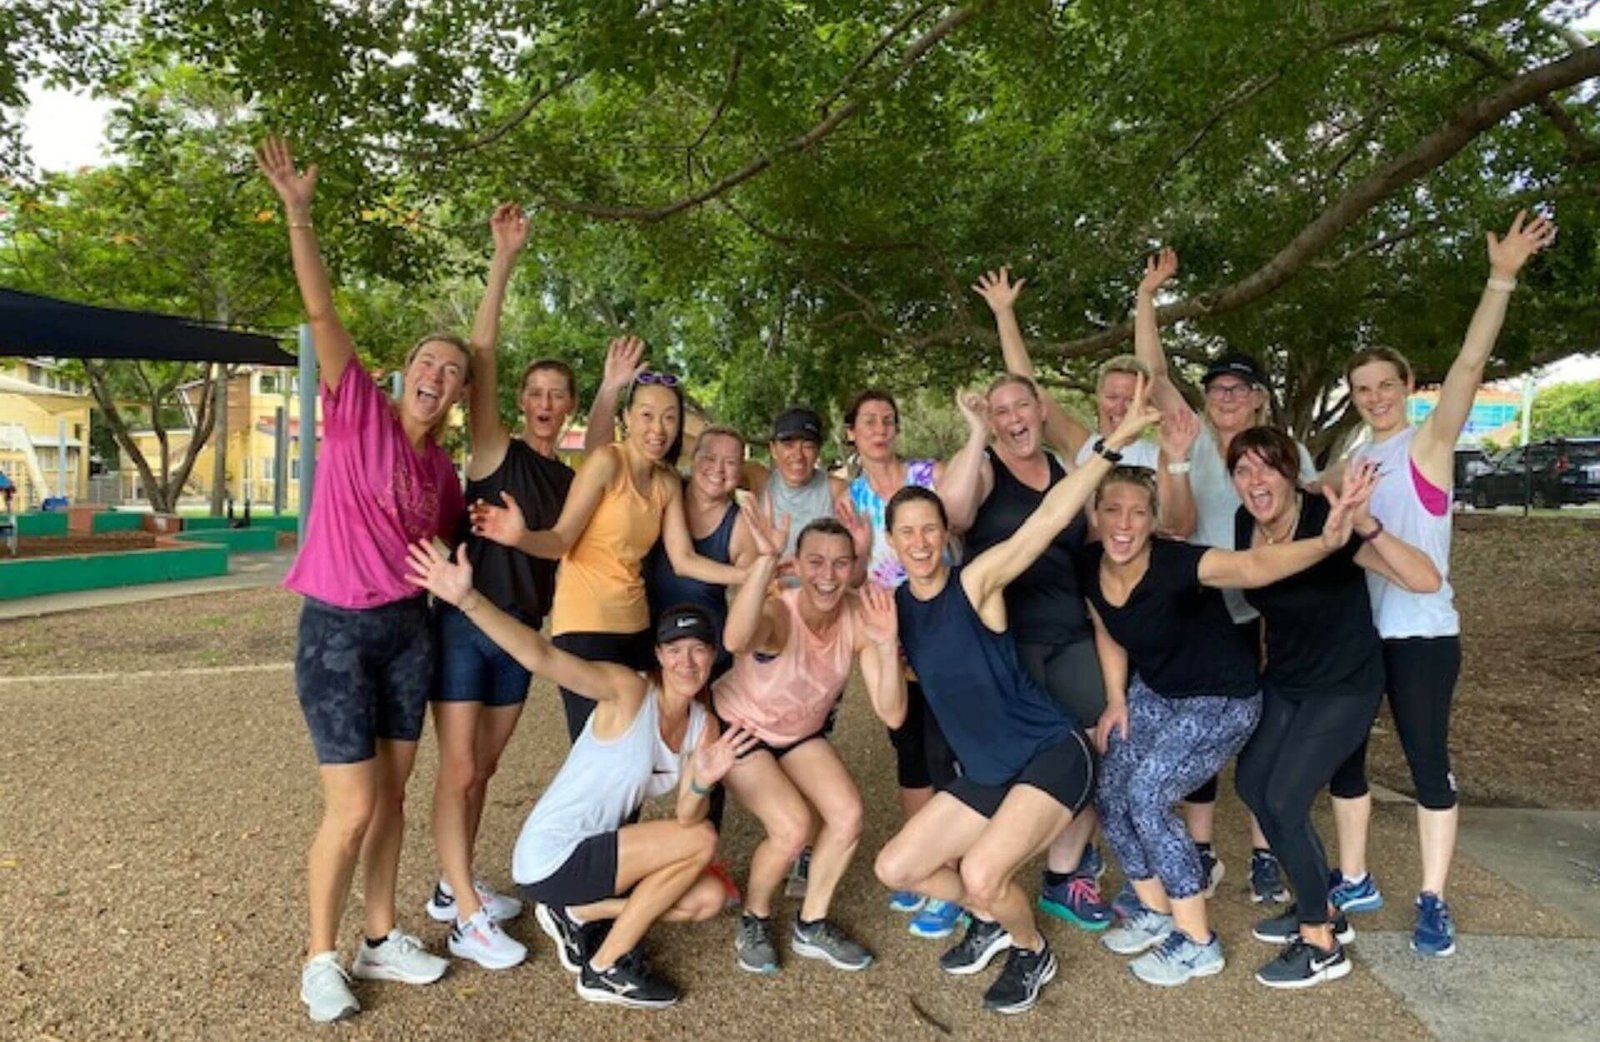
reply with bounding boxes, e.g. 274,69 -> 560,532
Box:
1354,426 -> 1459,639
512,685 -> 706,885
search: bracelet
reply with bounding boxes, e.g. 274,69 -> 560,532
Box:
1093,438 -> 1124,464
1165,461 -> 1192,475
1486,276 -> 1516,293
688,777 -> 712,797
1358,518 -> 1385,542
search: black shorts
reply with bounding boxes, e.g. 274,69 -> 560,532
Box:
713,703 -> 829,760
944,729 -> 1096,819
519,832 -> 621,908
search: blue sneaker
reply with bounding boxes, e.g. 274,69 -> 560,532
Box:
1130,929 -> 1226,987
1250,851 -> 1290,905
1102,906 -> 1173,955
1039,872 -> 1113,931
908,899 -> 966,939
1411,892 -> 1456,957
1111,880 -> 1144,923
888,890 -> 927,914
1328,870 -> 1384,913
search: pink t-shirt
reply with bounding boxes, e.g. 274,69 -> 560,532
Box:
284,360 -> 464,609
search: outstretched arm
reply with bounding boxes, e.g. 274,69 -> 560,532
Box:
973,267 -> 1093,457
1414,211 -> 1556,487
583,336 -> 645,452
255,137 -> 354,389
466,203 -> 531,478
1132,248 -> 1192,417
1197,462 -> 1377,589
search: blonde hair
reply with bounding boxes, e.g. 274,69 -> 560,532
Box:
1094,465 -> 1160,520
1096,354 -> 1149,390
402,333 -> 473,440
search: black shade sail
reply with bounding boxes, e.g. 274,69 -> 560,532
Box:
0,288 -> 293,365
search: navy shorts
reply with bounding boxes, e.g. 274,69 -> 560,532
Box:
295,595 -> 435,765
520,832 -> 621,908
432,600 -> 535,707
944,729 -> 1097,819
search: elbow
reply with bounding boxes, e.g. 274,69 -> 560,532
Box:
1413,567 -> 1444,594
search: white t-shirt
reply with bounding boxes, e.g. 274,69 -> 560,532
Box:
1074,436 -> 1160,471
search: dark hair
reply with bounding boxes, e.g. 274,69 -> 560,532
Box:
624,373 -> 686,466
795,517 -> 855,557
844,388 -> 899,428
885,485 -> 946,532
1226,425 -> 1300,483
519,358 -> 577,399
1344,346 -> 1413,386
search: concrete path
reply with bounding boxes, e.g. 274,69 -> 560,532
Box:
0,549 -> 294,620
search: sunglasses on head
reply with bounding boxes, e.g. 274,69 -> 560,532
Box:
635,371 -> 681,388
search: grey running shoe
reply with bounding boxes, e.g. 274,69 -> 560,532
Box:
982,942 -> 1058,1014
784,847 -> 812,899
351,930 -> 448,984
1256,936 -> 1351,989
1251,904 -> 1354,946
791,918 -> 873,971
1101,907 -> 1174,955
736,914 -> 779,974
939,917 -> 1012,976
1130,929 -> 1225,986
300,951 -> 359,1023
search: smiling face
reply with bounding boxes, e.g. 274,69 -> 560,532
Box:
988,379 -> 1044,459
1348,359 -> 1412,436
1231,449 -> 1297,526
402,338 -> 470,430
1203,377 -> 1267,436
519,367 -> 576,443
655,637 -> 714,695
1094,479 -> 1157,565
771,436 -> 821,487
691,431 -> 743,501
887,497 -> 947,582
1097,371 -> 1139,436
847,399 -> 899,464
625,383 -> 681,463
795,529 -> 855,613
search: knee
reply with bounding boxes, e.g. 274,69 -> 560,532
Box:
437,749 -> 477,797
767,810 -> 813,864
874,843 -> 917,892
323,798 -> 376,846
959,857 -> 1004,912
823,798 -> 864,847
687,820 -> 719,864
684,878 -> 724,922
471,753 -> 503,792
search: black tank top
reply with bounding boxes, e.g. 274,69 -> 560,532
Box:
964,447 -> 1089,646
460,439 -> 573,622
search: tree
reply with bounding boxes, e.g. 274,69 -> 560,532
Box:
1528,378 -> 1600,438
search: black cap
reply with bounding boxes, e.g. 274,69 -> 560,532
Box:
654,604 -> 717,646
770,407 -> 823,443
1201,351 -> 1268,387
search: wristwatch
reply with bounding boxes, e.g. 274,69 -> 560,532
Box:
1093,438 -> 1123,464
1166,461 -> 1192,475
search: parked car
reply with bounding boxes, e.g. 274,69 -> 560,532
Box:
1453,447 -> 1493,504
1469,437 -> 1600,508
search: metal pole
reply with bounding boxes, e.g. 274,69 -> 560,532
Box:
57,419 -> 68,500
273,404 -> 287,515
297,324 -> 317,540
1521,373 -> 1535,516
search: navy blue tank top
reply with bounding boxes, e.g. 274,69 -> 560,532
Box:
645,501 -> 740,670
895,566 -> 1076,785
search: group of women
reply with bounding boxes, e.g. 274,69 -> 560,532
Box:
256,136 -> 1557,1022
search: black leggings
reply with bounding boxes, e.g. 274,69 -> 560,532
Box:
1236,689 -> 1382,926
888,680 -> 958,791
1329,637 -> 1461,810
1183,618 -> 1262,807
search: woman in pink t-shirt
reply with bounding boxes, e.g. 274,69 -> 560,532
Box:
258,137 -> 468,1023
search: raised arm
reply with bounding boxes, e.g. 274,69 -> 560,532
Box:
255,136 -> 354,389
406,540 -> 642,702
470,442 -> 621,558
583,336 -> 645,452
722,508 -> 790,655
1156,404 -> 1199,538
1133,248 -> 1192,417
856,584 -> 908,729
1414,212 -> 1557,487
933,390 -> 995,535
973,267 -> 1093,457
835,493 -> 873,588
465,203 -> 531,478
1197,463 -> 1377,589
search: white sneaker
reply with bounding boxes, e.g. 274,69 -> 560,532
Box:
427,880 -> 524,923
300,951 -> 359,1023
351,930 -> 449,985
449,909 -> 528,970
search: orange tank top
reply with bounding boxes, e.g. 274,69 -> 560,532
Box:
551,450 -> 672,635
712,587 -> 859,745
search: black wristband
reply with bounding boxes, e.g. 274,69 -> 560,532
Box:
1359,518 -> 1385,542
1093,437 -> 1124,464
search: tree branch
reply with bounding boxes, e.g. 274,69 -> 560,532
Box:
1309,219 -> 1440,270
686,47 -> 743,162
414,70 -> 585,159
817,1 -> 941,115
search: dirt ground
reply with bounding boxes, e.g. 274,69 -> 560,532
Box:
8,531 -> 158,559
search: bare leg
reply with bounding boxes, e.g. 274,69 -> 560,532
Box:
1418,806 -> 1458,896
722,750 -> 811,918
465,704 -> 523,855
778,741 -> 864,923
431,701 -> 484,919
1183,801 -> 1215,846
1331,794 -> 1371,879
576,820 -> 717,970
1045,808 -> 1097,873
958,786 -> 1072,951
875,794 -> 989,908
360,739 -> 419,940
307,761 -> 377,954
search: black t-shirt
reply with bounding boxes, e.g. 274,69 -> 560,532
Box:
964,447 -> 1090,646
460,439 -> 574,622
1077,537 -> 1259,698
1236,495 -> 1383,700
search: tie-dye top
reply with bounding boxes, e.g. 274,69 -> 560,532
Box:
849,458 -> 937,588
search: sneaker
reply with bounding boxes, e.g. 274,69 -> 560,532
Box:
576,950 -> 679,1009
299,951 -> 359,1023
708,859 -> 742,909
1198,847 -> 1225,899
939,917 -> 1012,976
1102,907 -> 1174,956
908,898 -> 966,939
784,847 -> 812,900
791,918 -> 873,971
982,942 -> 1058,1015
888,889 -> 927,914
1129,929 -> 1226,987
535,903 -> 586,975
736,914 -> 779,974
448,908 -> 528,970
426,880 -> 523,923
1329,870 -> 1385,913
1249,851 -> 1290,905
1038,873 -> 1114,932
351,930 -> 449,985
1411,892 -> 1456,957
1110,880 -> 1144,923
1251,904 -> 1354,946
1255,937 -> 1351,989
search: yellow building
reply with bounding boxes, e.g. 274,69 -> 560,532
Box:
0,358 -> 94,508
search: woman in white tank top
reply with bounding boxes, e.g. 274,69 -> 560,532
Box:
1327,212 -> 1556,959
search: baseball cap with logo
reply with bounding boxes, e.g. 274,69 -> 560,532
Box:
1201,351 -> 1269,388
654,604 -> 717,646
770,407 -> 824,444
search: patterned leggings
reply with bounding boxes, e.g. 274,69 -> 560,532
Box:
1097,677 -> 1262,899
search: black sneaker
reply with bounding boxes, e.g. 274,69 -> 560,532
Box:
981,941 -> 1058,1014
576,950 -> 680,1009
535,903 -> 586,974
1254,937 -> 1351,989
1250,850 -> 1290,904
939,917 -> 1012,976
1251,904 -> 1354,946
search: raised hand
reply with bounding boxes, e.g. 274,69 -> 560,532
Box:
858,583 -> 899,647
741,497 -> 790,559
1321,459 -> 1379,548
469,490 -> 528,548
405,540 -> 474,605
490,202 -> 531,258
1106,373 -> 1163,451
835,495 -> 872,561
971,266 -> 1027,314
956,389 -> 991,435
692,725 -> 760,786
601,335 -> 647,394
1158,402 -> 1199,463
1487,210 -> 1557,279
1138,248 -> 1179,297
254,136 -> 317,215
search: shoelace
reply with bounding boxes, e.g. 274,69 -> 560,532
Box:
1151,931 -> 1190,964
1064,876 -> 1104,908
388,932 -> 426,956
741,918 -> 771,949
